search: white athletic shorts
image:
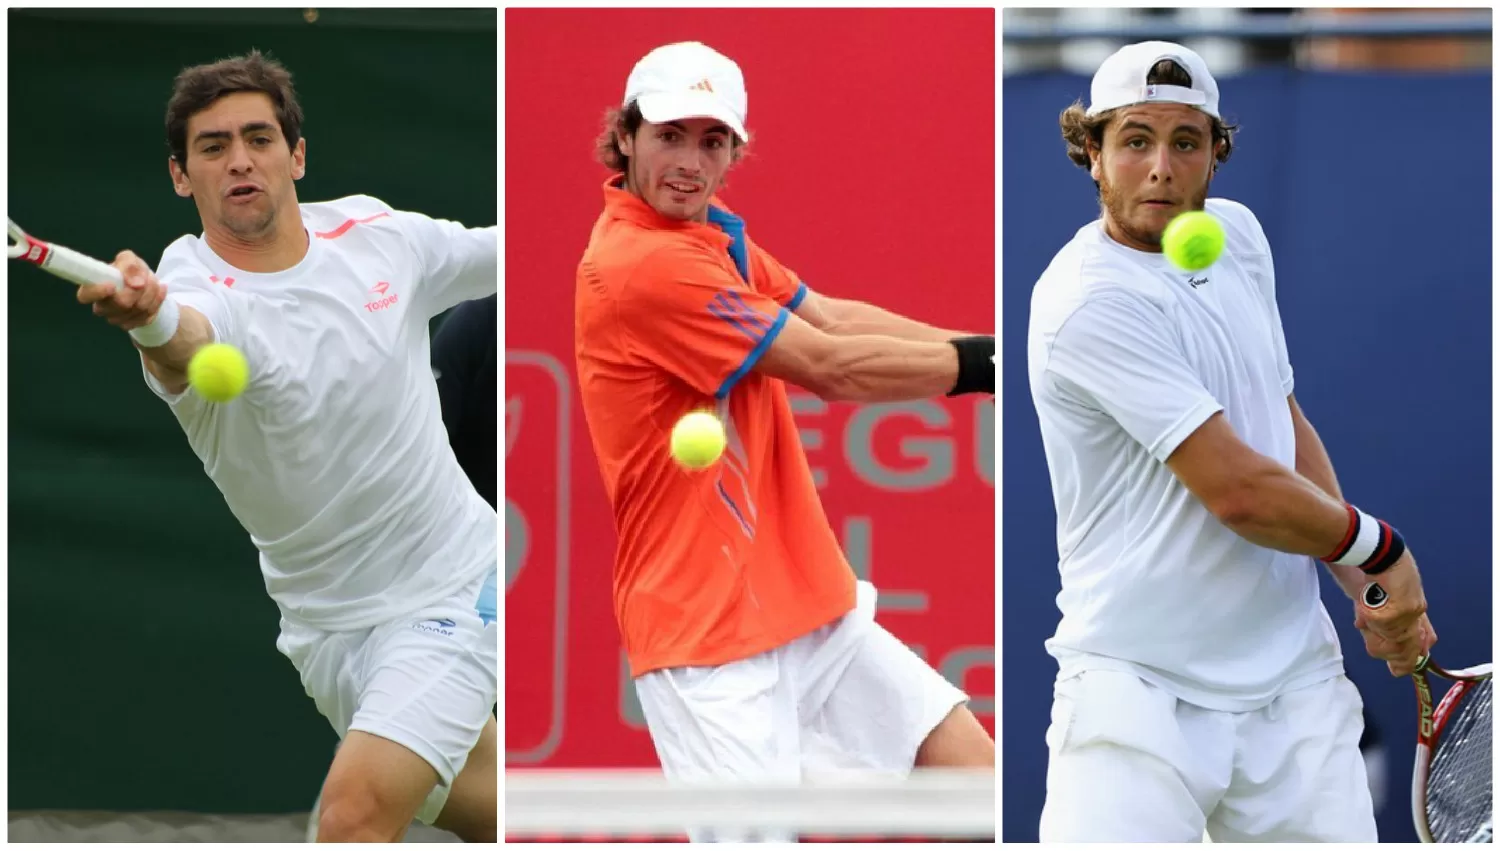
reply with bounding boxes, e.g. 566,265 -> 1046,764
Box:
277,566 -> 498,825
635,581 -> 969,841
1039,669 -> 1376,842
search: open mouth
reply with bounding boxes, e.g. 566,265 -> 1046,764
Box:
663,181 -> 701,196
227,185 -> 262,201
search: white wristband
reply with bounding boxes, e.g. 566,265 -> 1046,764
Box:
1333,506 -> 1383,568
129,295 -> 181,348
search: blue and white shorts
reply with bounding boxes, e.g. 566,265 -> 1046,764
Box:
277,567 -> 499,825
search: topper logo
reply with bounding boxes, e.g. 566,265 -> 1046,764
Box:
366,281 -> 398,312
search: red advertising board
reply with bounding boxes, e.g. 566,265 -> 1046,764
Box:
505,7 -> 995,769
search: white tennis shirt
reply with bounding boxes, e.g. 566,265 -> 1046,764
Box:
1026,198 -> 1345,711
141,194 -> 498,631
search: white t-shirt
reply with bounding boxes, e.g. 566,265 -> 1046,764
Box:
1026,198 -> 1344,712
141,194 -> 498,632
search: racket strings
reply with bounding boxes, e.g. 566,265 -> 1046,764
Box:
1426,678 -> 1492,843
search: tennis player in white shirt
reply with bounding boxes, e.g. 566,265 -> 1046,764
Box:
1025,41 -> 1436,842
74,51 -> 496,843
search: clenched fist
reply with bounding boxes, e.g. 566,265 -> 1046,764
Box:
76,250 -> 167,331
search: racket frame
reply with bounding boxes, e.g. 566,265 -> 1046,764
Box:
1411,660 -> 1492,843
7,217 -> 123,287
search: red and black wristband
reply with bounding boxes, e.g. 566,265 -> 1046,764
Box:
1321,504 -> 1407,576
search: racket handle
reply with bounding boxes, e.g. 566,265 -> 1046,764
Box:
1362,581 -> 1387,608
30,240 -> 123,287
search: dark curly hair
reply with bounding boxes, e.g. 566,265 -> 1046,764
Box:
166,50 -> 303,168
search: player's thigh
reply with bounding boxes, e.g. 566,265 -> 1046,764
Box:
1039,671 -> 1214,843
352,605 -> 497,827
803,621 -> 973,772
1208,675 -> 1376,843
432,713 -> 497,843
634,648 -> 800,783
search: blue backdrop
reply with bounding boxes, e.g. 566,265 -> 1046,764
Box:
1002,69 -> 1493,843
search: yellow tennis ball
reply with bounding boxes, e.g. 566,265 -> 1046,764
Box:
1161,210 -> 1225,271
188,343 -> 249,403
670,410 -> 726,470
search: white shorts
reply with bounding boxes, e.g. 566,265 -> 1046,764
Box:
635,582 -> 968,840
277,567 -> 498,825
1039,670 -> 1376,842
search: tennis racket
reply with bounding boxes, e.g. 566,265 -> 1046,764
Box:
1408,657 -> 1492,843
8,217 -> 122,287
1363,580 -> 1492,843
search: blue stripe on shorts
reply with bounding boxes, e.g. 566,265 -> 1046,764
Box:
475,567 -> 497,626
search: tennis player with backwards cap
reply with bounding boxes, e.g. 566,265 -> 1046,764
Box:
1026,41 -> 1437,842
73,51 -> 496,843
576,42 -> 996,841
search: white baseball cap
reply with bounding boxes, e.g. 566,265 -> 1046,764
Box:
1086,41 -> 1220,120
624,41 -> 749,142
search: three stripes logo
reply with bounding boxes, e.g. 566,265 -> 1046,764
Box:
706,290 -> 775,344
689,78 -> 715,93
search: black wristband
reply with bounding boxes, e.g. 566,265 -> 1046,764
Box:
1361,523 -> 1407,576
947,336 -> 995,397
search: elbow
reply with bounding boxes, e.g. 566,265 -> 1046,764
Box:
806,369 -> 856,402
1202,470 -> 1275,532
804,354 -> 867,402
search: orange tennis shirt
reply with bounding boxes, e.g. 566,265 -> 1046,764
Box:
576,176 -> 857,677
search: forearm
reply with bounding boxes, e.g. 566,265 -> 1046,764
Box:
137,302 -> 217,393
824,297 -> 974,344
1291,405 -> 1368,599
1216,459 -> 1353,559
820,334 -> 959,402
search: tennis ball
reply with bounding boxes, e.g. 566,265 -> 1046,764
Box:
1161,210 -> 1225,271
670,410 -> 727,470
188,343 -> 249,403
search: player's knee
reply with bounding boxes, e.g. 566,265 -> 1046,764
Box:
316,785 -> 404,843
916,704 -> 995,768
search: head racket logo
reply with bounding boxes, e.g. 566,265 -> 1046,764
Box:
1417,674 -> 1435,737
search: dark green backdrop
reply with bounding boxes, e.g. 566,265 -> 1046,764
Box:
7,9 -> 496,812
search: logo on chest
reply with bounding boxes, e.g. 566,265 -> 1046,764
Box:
365,281 -> 399,312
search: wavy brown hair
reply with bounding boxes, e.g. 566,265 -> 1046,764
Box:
166,50 -> 303,168
1059,59 -> 1237,182
595,101 -> 749,172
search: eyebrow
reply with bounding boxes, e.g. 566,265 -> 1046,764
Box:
664,120 -> 732,136
192,121 -> 277,145
1119,120 -> 1206,138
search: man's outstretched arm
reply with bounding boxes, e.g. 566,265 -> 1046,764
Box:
795,289 -> 983,344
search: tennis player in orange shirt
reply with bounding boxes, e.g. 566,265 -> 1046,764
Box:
575,42 -> 994,839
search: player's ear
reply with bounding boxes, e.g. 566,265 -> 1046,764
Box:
169,156 -> 193,198
1088,144 -> 1102,182
617,128 -> 634,158
291,137 -> 307,181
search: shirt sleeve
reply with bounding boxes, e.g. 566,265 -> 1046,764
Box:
139,246 -> 242,401
1044,292 -> 1225,463
1249,218 -> 1294,396
620,244 -> 790,400
391,208 -> 498,320
749,241 -> 808,309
